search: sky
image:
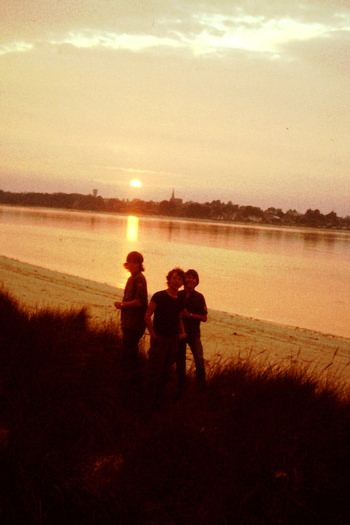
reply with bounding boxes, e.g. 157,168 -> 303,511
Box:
1,1 -> 350,215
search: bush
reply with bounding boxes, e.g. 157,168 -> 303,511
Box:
1,289 -> 350,524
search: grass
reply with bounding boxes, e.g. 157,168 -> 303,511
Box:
1,289 -> 350,524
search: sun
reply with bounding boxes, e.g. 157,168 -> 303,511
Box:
129,178 -> 142,188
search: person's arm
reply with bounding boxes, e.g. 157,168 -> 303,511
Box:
200,299 -> 208,323
114,298 -> 142,309
182,291 -> 208,322
114,276 -> 147,309
145,300 -> 157,340
182,309 -> 207,322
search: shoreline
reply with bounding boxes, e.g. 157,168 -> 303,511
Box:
1,202 -> 350,235
1,254 -> 350,383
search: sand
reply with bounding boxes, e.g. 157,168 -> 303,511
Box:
1,254 -> 350,384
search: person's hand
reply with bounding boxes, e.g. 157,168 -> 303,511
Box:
114,301 -> 122,309
179,331 -> 187,340
182,308 -> 191,318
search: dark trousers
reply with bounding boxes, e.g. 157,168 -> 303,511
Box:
121,328 -> 145,401
177,335 -> 206,391
148,335 -> 178,406
121,328 -> 144,367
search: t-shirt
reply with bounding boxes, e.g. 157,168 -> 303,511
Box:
178,289 -> 207,336
151,290 -> 184,337
121,272 -> 148,331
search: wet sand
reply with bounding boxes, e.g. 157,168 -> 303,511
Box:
1,255 -> 350,384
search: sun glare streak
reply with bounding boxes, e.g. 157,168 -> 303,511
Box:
126,215 -> 139,242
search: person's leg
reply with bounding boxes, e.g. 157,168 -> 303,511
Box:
148,336 -> 168,407
176,339 -> 187,396
161,336 -> 179,395
121,329 -> 144,406
121,329 -> 142,368
188,336 -> 206,389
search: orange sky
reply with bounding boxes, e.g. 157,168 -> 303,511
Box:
1,1 -> 349,214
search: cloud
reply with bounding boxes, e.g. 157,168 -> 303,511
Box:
187,13 -> 334,56
1,1 -> 350,59
47,13 -> 350,60
0,1 -> 179,42
0,41 -> 33,55
49,31 -> 183,53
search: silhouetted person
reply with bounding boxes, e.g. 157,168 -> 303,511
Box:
145,268 -> 186,407
114,251 -> 148,394
177,269 -> 207,394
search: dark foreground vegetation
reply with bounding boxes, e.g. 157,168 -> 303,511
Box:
1,189 -> 349,229
1,289 -> 350,524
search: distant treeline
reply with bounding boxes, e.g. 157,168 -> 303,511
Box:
0,189 -> 349,229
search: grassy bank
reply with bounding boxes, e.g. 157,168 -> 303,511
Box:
1,289 -> 350,524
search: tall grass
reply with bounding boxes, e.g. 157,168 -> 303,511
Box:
1,289 -> 350,524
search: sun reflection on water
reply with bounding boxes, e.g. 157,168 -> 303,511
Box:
126,215 -> 139,242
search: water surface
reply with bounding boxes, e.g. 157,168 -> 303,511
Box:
1,205 -> 350,338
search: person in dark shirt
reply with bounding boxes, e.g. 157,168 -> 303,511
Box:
177,269 -> 208,393
114,251 -> 148,372
145,267 -> 186,406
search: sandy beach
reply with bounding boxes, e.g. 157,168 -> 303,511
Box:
1,254 -> 350,384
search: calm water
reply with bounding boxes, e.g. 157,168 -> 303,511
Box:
1,204 -> 350,338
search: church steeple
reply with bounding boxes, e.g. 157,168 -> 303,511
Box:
169,188 -> 183,205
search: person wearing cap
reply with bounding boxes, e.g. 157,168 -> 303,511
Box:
145,267 -> 186,407
114,251 -> 148,372
177,269 -> 208,394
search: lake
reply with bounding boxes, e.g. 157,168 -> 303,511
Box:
1,204 -> 350,338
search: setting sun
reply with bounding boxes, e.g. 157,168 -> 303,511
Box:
129,178 -> 142,188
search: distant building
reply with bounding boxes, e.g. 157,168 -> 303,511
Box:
170,189 -> 183,205
92,189 -> 98,197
